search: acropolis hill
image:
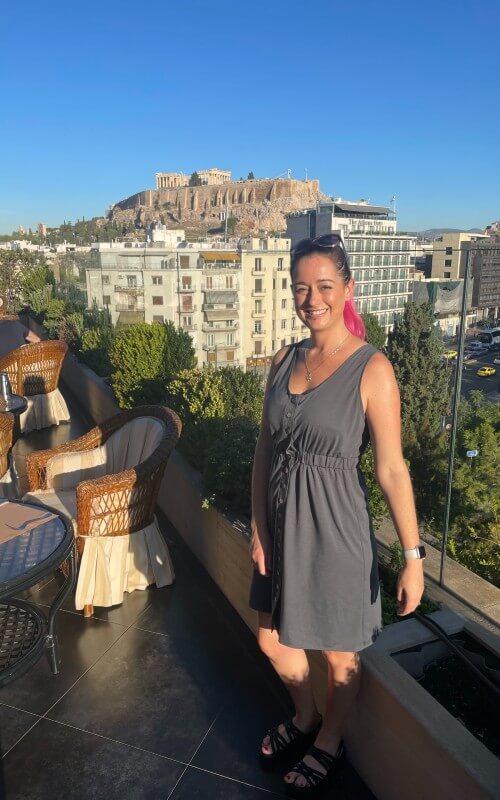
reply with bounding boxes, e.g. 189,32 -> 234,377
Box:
108,169 -> 326,235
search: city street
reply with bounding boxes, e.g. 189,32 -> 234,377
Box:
458,350 -> 499,399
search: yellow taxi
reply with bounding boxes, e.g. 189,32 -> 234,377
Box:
477,366 -> 496,377
443,350 -> 458,360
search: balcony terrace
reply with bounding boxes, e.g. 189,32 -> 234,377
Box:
0,388 -> 374,799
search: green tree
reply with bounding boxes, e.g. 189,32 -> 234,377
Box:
110,322 -> 195,408
247,171 -> 255,180
226,216 -> 238,236
386,302 -> 450,445
362,313 -> 387,349
189,171 -> 202,186
386,302 -> 451,519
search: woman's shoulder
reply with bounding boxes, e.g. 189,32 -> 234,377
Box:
272,339 -> 308,368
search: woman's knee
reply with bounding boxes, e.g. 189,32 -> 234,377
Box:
322,649 -> 359,671
257,626 -> 281,659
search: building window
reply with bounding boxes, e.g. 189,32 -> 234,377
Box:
445,259 -> 452,267
207,351 -> 216,362
281,338 -> 286,348
291,318 -> 296,329
182,276 -> 192,289
103,295 -> 110,305
152,296 -> 163,305
127,275 -> 137,287
255,321 -> 262,333
102,275 -> 110,285
255,300 -> 262,313
255,341 -> 262,355
182,296 -> 193,311
282,277 -> 287,289
226,275 -> 233,288
227,332 -> 234,345
182,315 -> 192,327
206,276 -> 213,289
152,276 -> 163,285
255,278 -> 263,292
281,319 -> 287,329
278,258 -> 284,269
226,350 -> 234,361
207,333 -> 215,346
444,271 -> 451,279
281,298 -> 287,309
446,247 -> 452,255
153,315 -> 164,323
180,255 -> 190,268
255,258 -> 262,271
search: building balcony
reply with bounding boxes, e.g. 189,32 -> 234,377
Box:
201,284 -> 239,292
177,285 -> 195,293
251,289 -> 266,297
202,303 -> 239,311
202,341 -> 239,351
179,304 -> 197,313
115,304 -> 145,312
114,285 -> 144,293
251,329 -> 266,337
181,323 -> 197,331
251,269 -> 266,277
202,322 -> 239,332
251,310 -> 266,318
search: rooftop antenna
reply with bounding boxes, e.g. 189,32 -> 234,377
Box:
391,194 -> 397,217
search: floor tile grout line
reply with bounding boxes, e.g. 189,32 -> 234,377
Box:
26,714 -> 193,768
183,764 -> 288,796
17,598 -> 148,629
1,716 -> 43,760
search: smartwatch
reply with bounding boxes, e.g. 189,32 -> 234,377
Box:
403,545 -> 426,560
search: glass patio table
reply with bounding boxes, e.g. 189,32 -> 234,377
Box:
0,499 -> 76,686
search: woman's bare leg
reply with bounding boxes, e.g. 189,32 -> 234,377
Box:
258,612 -> 321,755
284,650 -> 361,787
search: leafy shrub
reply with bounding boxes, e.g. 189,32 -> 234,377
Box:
79,327 -> 115,377
111,322 -> 195,408
202,417 -> 259,516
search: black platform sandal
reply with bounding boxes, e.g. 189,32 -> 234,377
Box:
260,717 -> 322,763
285,740 -> 345,795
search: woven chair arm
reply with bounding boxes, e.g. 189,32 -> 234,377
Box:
26,429 -> 105,490
76,466 -> 161,538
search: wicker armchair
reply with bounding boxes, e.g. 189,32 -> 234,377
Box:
0,340 -> 70,433
24,405 -> 182,616
0,412 -> 15,498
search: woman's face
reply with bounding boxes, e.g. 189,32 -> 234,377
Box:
291,252 -> 354,332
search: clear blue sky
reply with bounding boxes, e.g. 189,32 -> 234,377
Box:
1,0 -> 498,234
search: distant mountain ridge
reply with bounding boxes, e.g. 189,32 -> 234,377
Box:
419,227 -> 484,240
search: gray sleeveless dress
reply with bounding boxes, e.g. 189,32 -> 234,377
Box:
250,341 -> 382,652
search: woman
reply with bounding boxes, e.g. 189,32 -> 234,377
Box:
249,234 -> 424,795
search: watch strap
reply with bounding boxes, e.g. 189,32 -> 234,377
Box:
403,545 -> 426,560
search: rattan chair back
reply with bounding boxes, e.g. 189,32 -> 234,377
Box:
26,405 -> 182,537
0,412 -> 14,478
0,340 -> 68,397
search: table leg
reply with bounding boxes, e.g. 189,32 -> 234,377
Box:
45,546 -> 77,675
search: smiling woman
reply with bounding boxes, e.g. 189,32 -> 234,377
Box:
248,234 -> 425,795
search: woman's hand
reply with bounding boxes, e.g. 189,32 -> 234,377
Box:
250,523 -> 271,577
396,560 -> 424,616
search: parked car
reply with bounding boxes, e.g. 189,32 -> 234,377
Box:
477,366 -> 496,377
493,356 -> 500,365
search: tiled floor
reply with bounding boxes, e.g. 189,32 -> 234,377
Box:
0,394 -> 375,799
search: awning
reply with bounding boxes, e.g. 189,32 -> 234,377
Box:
205,309 -> 239,321
200,251 -> 240,262
334,203 -> 390,215
204,291 -> 238,305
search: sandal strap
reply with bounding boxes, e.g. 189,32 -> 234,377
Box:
291,759 -> 326,788
307,742 -> 343,771
266,718 -> 304,755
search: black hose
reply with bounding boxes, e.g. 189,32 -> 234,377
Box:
413,610 -> 500,701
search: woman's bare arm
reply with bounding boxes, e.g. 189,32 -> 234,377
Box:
362,353 -> 424,615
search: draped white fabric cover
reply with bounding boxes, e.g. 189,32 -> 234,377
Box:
23,416 -> 174,610
20,388 -> 70,433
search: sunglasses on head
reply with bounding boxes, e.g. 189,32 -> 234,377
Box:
291,233 -> 347,259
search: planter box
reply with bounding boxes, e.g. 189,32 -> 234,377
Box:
61,353 -> 500,800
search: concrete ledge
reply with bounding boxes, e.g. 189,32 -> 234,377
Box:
377,517 -> 500,625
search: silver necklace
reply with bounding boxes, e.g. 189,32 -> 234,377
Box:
304,332 -> 350,383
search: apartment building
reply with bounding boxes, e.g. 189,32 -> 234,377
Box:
286,199 -> 417,331
239,237 -> 308,368
430,232 -> 488,280
471,236 -> 500,320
